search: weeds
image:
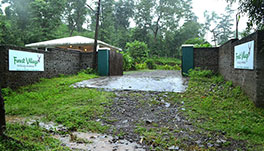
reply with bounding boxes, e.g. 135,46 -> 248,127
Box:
3,73 -> 112,133
174,69 -> 264,148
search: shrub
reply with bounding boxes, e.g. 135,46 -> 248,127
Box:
121,52 -> 135,71
145,59 -> 157,69
125,41 -> 149,63
135,63 -> 147,70
188,68 -> 213,78
78,67 -> 96,75
1,87 -> 13,97
173,64 -> 181,70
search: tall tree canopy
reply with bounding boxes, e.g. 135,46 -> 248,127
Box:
0,0 -> 205,58
65,0 -> 88,36
226,0 -> 264,29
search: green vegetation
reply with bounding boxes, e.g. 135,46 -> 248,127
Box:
2,73 -> 112,132
0,123 -> 67,151
122,53 -> 181,71
184,37 -> 213,48
125,40 -> 149,63
1,69 -> 264,150
173,69 -> 264,148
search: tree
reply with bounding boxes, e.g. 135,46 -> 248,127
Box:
0,14 -> 23,45
216,6 -> 234,45
113,0 -> 134,48
65,0 -> 88,36
29,0 -> 66,42
99,0 -> 115,44
114,0 -> 134,29
226,0 -> 264,29
2,0 -> 32,44
2,0 -> 67,43
202,6 -> 234,46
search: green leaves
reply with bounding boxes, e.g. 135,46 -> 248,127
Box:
125,40 -> 149,63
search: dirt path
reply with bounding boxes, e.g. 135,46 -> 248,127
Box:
101,91 -> 247,151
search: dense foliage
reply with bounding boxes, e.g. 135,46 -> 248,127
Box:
0,0 -> 251,56
125,40 -> 149,63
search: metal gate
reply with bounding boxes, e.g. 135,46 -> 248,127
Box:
98,48 -> 123,76
182,45 -> 194,76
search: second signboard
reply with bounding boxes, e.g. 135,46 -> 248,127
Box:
234,40 -> 254,70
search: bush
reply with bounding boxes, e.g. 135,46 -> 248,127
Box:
145,59 -> 157,69
135,63 -> 147,70
121,52 -> 135,71
188,68 -> 213,78
78,67 -> 96,75
125,41 -> 149,63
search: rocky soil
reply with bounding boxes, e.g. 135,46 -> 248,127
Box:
101,91 -> 247,151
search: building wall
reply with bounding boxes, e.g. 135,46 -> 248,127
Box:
194,47 -> 219,72
0,46 -> 93,89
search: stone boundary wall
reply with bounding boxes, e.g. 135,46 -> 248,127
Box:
0,45 -> 93,88
219,30 -> 264,107
192,30 -> 264,107
194,47 -> 219,72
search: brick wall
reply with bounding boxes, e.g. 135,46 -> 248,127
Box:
194,47 -> 219,72
218,30 -> 264,107
0,45 -> 93,88
190,30 -> 264,107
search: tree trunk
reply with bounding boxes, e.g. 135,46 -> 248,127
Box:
0,86 -> 6,136
92,0 -> 101,70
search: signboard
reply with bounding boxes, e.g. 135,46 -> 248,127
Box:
234,40 -> 254,70
9,49 -> 44,71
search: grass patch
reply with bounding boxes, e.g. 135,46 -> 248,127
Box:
173,69 -> 264,148
3,72 -> 113,132
0,123 -> 67,151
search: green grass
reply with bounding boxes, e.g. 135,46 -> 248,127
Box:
0,123 -> 67,151
173,69 -> 264,149
3,72 -> 113,132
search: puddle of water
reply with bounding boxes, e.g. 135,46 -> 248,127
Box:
8,117 -> 145,151
72,72 -> 187,93
54,132 -> 145,151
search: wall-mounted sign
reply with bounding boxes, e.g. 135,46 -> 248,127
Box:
234,40 -> 254,70
9,49 -> 44,71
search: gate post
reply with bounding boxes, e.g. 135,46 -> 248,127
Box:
182,45 -> 194,76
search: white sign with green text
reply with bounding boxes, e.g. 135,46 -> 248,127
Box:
9,49 -> 44,71
234,40 -> 254,70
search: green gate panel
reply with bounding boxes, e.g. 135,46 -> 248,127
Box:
98,49 -> 109,76
182,45 -> 194,76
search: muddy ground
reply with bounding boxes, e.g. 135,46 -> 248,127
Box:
100,91 -> 247,151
